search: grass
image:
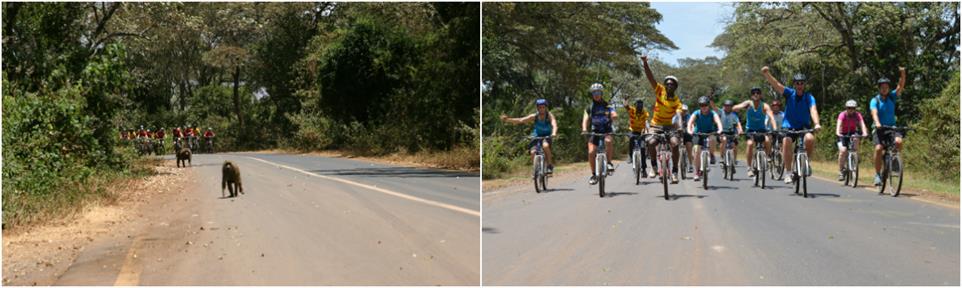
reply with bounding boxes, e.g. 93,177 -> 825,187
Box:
808,159 -> 959,197
2,154 -> 159,230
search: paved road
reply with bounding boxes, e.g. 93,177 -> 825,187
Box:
56,153 -> 479,285
483,159 -> 959,285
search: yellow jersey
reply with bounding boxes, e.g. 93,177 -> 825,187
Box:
625,105 -> 650,132
650,83 -> 682,126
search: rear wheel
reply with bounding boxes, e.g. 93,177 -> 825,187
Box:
633,151 -> 642,185
679,148 -> 688,180
701,151 -> 709,189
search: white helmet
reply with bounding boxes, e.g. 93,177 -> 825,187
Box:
664,75 -> 679,84
681,104 -> 689,111
845,100 -> 857,108
589,83 -> 604,93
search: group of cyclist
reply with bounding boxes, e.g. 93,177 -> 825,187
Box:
121,125 -> 217,154
501,54 -> 908,189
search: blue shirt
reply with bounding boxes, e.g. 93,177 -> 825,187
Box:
782,87 -> 816,129
532,113 -> 552,137
870,91 -> 897,126
745,101 -> 767,131
721,111 -> 740,132
691,110 -> 718,133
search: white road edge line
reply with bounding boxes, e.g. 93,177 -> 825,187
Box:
245,156 -> 480,217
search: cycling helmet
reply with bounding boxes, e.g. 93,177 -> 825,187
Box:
877,77 -> 891,85
697,96 -> 710,105
140,125 -> 144,129
535,98 -> 547,106
589,83 -> 604,93
723,99 -> 734,106
681,104 -> 689,111
750,87 -> 762,94
208,127 -> 212,130
792,73 -> 807,82
845,100 -> 857,108
664,75 -> 679,85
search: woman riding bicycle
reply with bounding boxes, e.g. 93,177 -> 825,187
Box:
581,83 -> 617,185
687,96 -> 724,181
732,87 -> 778,178
835,100 -> 869,181
501,98 -> 559,174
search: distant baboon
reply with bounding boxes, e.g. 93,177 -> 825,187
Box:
176,147 -> 192,167
222,161 -> 243,198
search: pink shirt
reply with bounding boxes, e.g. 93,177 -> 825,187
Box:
837,111 -> 864,134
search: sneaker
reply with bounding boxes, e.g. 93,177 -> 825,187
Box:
671,173 -> 679,184
688,166 -> 694,173
589,175 -> 598,185
607,163 -> 614,172
747,170 -> 755,177
837,172 -> 845,181
784,175 -> 793,184
874,174 -> 882,186
710,155 -> 716,164
546,165 -> 554,174
693,171 -> 701,181
648,170 -> 657,178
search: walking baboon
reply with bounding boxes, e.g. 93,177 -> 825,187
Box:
176,147 -> 191,167
222,161 -> 243,198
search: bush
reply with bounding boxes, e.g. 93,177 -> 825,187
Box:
904,71 -> 960,182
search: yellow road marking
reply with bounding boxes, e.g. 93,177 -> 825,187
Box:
113,236 -> 144,286
245,156 -> 480,217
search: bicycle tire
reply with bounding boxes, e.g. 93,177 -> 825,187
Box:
633,151 -> 642,185
879,154 -> 889,194
702,151 -> 709,189
680,147 -> 688,180
890,155 -> 903,197
662,156 -> 669,200
533,156 -> 542,193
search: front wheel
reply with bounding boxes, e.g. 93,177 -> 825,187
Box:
889,155 -> 903,197
633,150 -> 642,185
772,151 -> 784,180
533,157 -> 542,193
701,151 -> 709,190
599,175 -> 606,198
879,154 -> 890,194
679,148 -> 688,180
662,156 -> 669,200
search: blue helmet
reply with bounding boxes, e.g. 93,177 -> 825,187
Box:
535,98 -> 548,106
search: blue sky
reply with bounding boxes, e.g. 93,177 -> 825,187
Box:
648,2 -> 735,66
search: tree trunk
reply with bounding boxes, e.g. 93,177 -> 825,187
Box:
232,66 -> 244,130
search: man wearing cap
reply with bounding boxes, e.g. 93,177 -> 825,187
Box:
761,66 -> 822,184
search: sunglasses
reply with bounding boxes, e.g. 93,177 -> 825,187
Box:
591,91 -> 602,96
793,81 -> 806,85
751,91 -> 762,95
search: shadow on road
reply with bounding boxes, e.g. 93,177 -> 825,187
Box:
606,191 -> 638,197
807,193 -> 841,198
707,185 -> 738,190
660,194 -> 708,200
482,227 -> 500,234
309,167 -> 477,178
542,188 -> 574,194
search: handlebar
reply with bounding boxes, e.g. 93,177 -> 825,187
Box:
876,125 -> 911,132
837,134 -> 865,139
783,129 -> 815,136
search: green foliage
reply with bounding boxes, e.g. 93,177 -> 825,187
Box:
904,71 -> 960,181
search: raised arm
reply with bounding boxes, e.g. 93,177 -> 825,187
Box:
896,66 -> 906,97
731,100 -> 752,111
501,113 -> 536,125
641,55 -> 658,90
761,66 -> 785,94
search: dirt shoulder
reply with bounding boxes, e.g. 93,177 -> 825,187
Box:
2,159 -> 193,286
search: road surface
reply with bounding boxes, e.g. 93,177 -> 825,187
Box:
55,153 -> 479,285
483,159 -> 959,285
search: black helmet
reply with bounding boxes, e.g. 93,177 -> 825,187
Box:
723,99 -> 734,106
750,87 -> 762,94
697,96 -> 710,105
877,77 -> 891,85
634,99 -> 644,106
792,73 -> 807,82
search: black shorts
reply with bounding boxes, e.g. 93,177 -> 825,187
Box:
692,134 -> 711,148
647,125 -> 678,144
873,129 -> 903,146
528,137 -> 552,150
744,130 -> 768,143
721,132 -> 739,146
783,127 -> 811,143
836,133 -> 861,149
681,132 -> 692,143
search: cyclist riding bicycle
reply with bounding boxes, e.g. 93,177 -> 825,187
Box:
502,98 -> 559,174
719,99 -> 744,172
582,83 -> 618,185
687,96 -> 724,181
640,55 -> 683,183
836,99 -> 869,181
762,66 -> 822,184
622,98 -> 650,168
673,104 -> 694,173
871,67 -> 907,186
732,87 -> 778,177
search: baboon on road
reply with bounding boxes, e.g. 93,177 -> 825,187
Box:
222,161 -> 244,198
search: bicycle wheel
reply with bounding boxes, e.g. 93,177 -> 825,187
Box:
662,155 -> 669,200
890,155 -> 903,197
633,151 -> 642,185
727,150 -> 735,181
597,157 -> 606,197
800,154 -> 809,198
773,151 -> 784,180
679,148 -> 688,180
533,157 -> 542,193
702,151 -> 709,189
879,154 -> 889,194
758,150 -> 767,188
541,174 -> 548,192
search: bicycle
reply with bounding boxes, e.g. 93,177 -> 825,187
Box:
784,129 -> 815,197
646,131 -> 674,200
769,131 -> 785,181
839,134 -> 863,188
528,136 -> 551,193
678,132 -> 690,181
744,132 -> 768,188
720,131 -> 738,181
205,137 -> 215,154
692,132 -> 716,190
876,126 -> 910,196
583,132 -> 613,197
626,133 -> 648,185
